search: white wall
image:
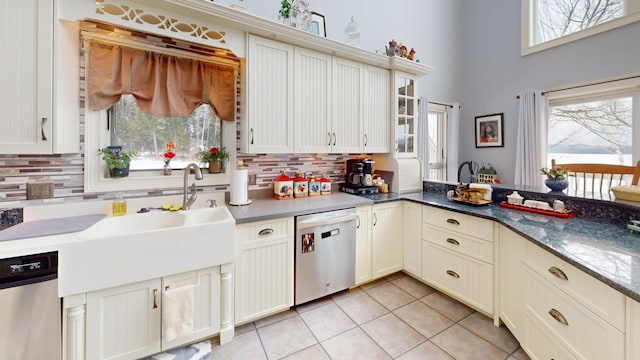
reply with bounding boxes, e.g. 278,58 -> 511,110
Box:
459,0 -> 640,184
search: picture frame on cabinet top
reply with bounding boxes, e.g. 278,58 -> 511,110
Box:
309,12 -> 326,37
475,113 -> 504,148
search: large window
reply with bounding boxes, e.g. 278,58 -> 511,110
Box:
522,0 -> 640,55
111,94 -> 222,170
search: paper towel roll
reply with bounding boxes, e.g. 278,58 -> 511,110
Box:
231,169 -> 248,204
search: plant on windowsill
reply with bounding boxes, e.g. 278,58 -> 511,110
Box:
197,146 -> 229,174
99,146 -> 136,178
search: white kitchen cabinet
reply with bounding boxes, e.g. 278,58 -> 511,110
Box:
0,0 -> 79,154
243,35 -> 294,153
293,47 -> 332,153
628,298 -> 640,360
498,226 -> 526,339
402,201 -> 422,278
331,57 -> 364,153
85,267 -> 221,360
371,202 -> 403,279
363,65 -> 391,153
235,217 -> 294,324
421,206 -> 494,316
355,205 -> 373,285
393,71 -> 418,158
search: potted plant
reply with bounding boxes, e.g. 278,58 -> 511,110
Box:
198,146 -> 229,173
99,146 -> 135,178
540,166 -> 572,192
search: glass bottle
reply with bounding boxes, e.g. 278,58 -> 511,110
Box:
289,0 -> 311,31
112,193 -> 127,216
344,16 -> 360,46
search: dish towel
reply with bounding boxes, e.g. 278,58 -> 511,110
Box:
162,285 -> 194,343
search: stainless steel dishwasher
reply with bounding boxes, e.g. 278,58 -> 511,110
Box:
295,208 -> 356,305
0,251 -> 60,360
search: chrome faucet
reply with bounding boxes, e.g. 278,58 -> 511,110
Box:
183,163 -> 204,210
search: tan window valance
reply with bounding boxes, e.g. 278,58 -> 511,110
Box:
87,40 -> 236,120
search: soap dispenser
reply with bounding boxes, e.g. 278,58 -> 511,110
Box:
112,193 -> 127,216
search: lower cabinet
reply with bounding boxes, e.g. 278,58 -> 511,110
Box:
85,267 -> 221,360
402,201 -> 422,278
371,202 -> 404,279
234,217 -> 294,324
628,298 -> 640,360
498,226 -> 526,339
355,205 -> 373,285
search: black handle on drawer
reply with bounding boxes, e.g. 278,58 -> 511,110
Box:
152,289 -> 158,309
258,228 -> 274,236
548,266 -> 568,281
446,238 -> 460,246
548,308 -> 569,326
446,270 -> 460,278
446,218 -> 460,225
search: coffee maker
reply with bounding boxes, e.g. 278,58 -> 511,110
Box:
341,159 -> 379,195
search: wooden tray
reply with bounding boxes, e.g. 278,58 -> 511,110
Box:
499,201 -> 576,218
451,196 -> 492,206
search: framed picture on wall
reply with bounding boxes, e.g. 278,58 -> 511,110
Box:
309,12 -> 326,37
475,113 -> 504,148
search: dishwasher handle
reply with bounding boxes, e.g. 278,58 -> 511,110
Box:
296,211 -> 357,230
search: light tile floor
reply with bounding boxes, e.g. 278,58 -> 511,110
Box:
210,272 -> 532,360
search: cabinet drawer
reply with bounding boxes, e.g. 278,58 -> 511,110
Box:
523,312 -> 577,360
524,242 -> 625,331
422,224 -> 493,263
236,217 -> 293,246
423,206 -> 493,242
422,242 -> 493,315
524,267 -> 624,360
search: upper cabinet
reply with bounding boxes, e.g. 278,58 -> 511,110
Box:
243,35 -> 294,153
394,72 -> 418,158
242,33 -> 422,155
0,0 -> 79,154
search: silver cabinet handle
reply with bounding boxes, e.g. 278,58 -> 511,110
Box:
356,215 -> 361,229
548,308 -> 569,326
373,213 -> 377,226
363,134 -> 368,146
327,132 -> 332,146
41,117 -> 48,141
446,218 -> 460,225
250,128 -> 254,145
446,238 -> 460,246
152,289 -> 158,309
446,270 -> 460,278
395,140 -> 398,152
548,266 -> 568,281
332,132 -> 336,146
258,228 -> 274,236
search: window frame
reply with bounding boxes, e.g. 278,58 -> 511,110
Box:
521,0 -> 640,56
425,103 -> 447,181
545,76 -> 640,166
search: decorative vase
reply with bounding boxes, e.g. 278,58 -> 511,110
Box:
108,165 -> 129,178
162,162 -> 172,175
545,177 -> 568,192
208,161 -> 223,174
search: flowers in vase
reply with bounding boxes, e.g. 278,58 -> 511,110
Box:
540,166 -> 572,178
197,146 -> 229,166
163,141 -> 176,166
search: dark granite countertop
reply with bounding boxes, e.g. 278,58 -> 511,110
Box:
359,191 -> 640,303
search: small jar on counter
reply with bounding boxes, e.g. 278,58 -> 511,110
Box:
308,174 -> 321,196
293,170 -> 308,198
273,170 -> 293,200
320,175 -> 331,195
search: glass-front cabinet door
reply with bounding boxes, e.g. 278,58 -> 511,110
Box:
394,72 -> 417,157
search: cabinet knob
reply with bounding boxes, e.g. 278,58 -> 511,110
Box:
258,228 -> 274,236
548,308 -> 569,326
446,218 -> 460,225
446,270 -> 460,278
548,266 -> 568,281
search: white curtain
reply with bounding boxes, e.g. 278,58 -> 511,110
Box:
446,103 -> 460,182
418,97 -> 429,179
514,91 -> 548,186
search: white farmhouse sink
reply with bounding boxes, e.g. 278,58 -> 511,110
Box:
59,207 -> 235,296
